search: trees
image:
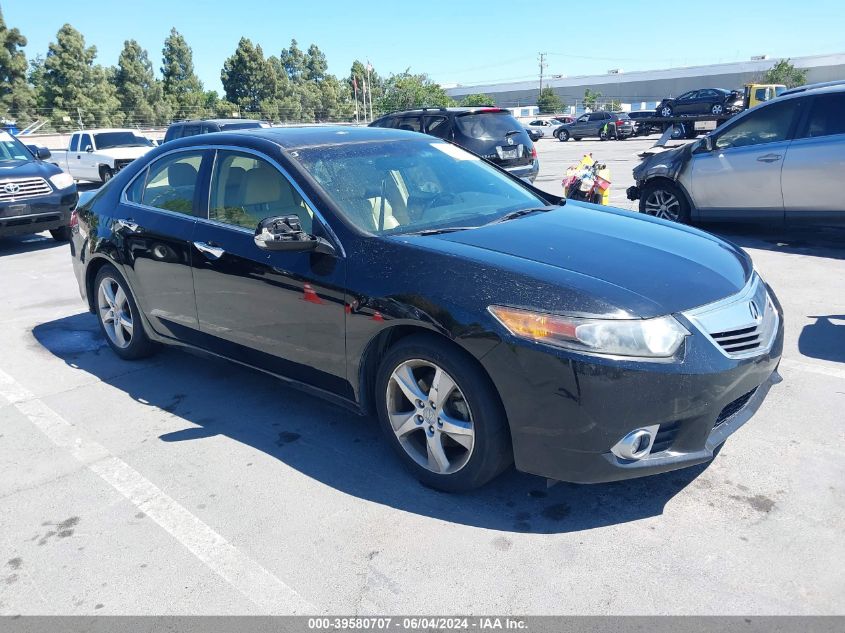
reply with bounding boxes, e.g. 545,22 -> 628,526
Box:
459,93 -> 494,107
536,87 -> 562,114
764,59 -> 807,88
0,9 -> 35,124
221,38 -> 276,114
583,88 -> 602,111
161,28 -> 204,119
40,24 -> 120,130
116,40 -> 168,126
378,72 -> 454,113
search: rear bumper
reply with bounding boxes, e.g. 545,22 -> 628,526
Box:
0,190 -> 78,237
504,160 -> 540,183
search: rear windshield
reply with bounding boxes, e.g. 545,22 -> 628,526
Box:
94,132 -> 154,149
455,112 -> 523,140
615,113 -> 631,120
219,122 -> 265,131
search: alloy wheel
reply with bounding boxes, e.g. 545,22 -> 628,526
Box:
712,104 -> 724,115
644,189 -> 681,220
97,277 -> 134,348
385,359 -> 475,475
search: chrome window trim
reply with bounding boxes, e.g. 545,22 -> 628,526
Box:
683,273 -> 779,360
120,144 -> 345,257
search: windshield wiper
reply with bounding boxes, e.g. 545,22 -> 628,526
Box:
406,226 -> 477,236
504,130 -> 522,137
484,205 -> 559,226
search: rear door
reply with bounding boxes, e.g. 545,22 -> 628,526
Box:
587,112 -> 606,136
781,92 -> 845,219
190,149 -> 348,393
675,91 -> 699,114
689,98 -> 802,219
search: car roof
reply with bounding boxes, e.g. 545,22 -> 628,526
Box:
780,80 -> 845,96
379,107 -> 508,117
162,125 -> 427,151
76,128 -> 141,134
171,118 -> 266,126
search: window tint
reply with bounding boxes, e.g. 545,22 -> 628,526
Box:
715,100 -> 799,150
677,91 -> 697,101
802,93 -> 845,138
699,89 -> 718,99
125,169 -> 146,203
70,134 -> 79,152
424,116 -> 450,139
454,112 -> 522,140
81,134 -> 93,151
588,113 -> 604,121
181,125 -> 202,138
140,151 -> 204,215
164,126 -> 181,143
209,150 -> 314,232
94,132 -> 153,149
395,116 -> 422,133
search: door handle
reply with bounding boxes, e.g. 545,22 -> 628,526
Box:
114,218 -> 141,233
756,154 -> 782,163
193,241 -> 225,259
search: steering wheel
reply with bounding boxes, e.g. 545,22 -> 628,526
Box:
419,192 -> 459,219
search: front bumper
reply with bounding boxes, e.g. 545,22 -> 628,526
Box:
480,301 -> 784,484
626,185 -> 641,201
0,189 -> 78,237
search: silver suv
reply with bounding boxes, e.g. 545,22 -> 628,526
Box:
628,84 -> 845,224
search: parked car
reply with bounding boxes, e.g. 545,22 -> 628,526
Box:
522,118 -> 559,136
164,118 -> 270,143
71,126 -> 782,491
556,111 -> 634,141
49,129 -> 155,183
627,110 -> 657,136
0,130 -> 78,241
628,84 -> 845,224
524,127 -> 543,142
655,89 -> 743,117
370,107 -> 539,182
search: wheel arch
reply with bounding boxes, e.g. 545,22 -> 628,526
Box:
84,254 -> 126,313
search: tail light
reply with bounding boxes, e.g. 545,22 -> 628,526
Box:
615,120 -> 625,126
69,208 -> 79,228
531,145 -> 537,159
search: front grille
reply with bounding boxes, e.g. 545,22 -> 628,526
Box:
650,420 -> 680,454
715,388 -> 757,427
114,159 -> 134,171
0,178 -> 53,202
683,274 -> 778,359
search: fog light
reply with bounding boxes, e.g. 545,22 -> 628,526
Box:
610,425 -> 659,461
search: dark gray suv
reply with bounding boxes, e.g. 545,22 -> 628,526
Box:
370,107 -> 539,183
557,111 -> 634,141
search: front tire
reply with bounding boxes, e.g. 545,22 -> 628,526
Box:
375,334 -> 512,492
639,181 -> 691,223
99,166 -> 114,183
50,226 -> 71,241
94,264 -> 159,360
558,129 -> 570,142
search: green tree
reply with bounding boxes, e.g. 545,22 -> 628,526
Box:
764,59 -> 807,88
161,28 -> 204,118
583,88 -> 602,111
459,93 -> 494,107
221,38 -> 275,114
116,39 -> 168,126
536,87 -> 562,114
41,24 -> 120,130
0,9 -> 35,124
305,44 -> 327,81
378,72 -> 454,113
279,39 -> 306,82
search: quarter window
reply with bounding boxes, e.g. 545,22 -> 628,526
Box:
714,100 -> 799,150
138,151 -> 204,215
209,151 -> 314,232
424,116 -> 450,139
802,93 -> 845,138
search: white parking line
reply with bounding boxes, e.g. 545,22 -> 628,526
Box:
781,357 -> 845,381
0,368 -> 317,615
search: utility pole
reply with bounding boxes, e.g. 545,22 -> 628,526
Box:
538,52 -> 548,95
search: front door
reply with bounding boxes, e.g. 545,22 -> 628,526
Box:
78,133 -> 98,181
191,149 -> 348,395
118,149 -> 210,339
689,98 -> 802,218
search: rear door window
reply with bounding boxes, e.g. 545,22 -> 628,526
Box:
396,116 -> 422,132
800,93 -> 845,138
139,151 -> 206,215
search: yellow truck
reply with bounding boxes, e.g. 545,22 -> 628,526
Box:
743,83 -> 787,109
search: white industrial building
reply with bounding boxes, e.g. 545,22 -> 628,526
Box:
445,53 -> 845,114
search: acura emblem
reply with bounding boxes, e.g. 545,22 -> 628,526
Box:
3,182 -> 20,194
507,137 -> 514,146
749,300 -> 760,320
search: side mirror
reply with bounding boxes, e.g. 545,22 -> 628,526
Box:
37,147 -> 52,160
84,145 -> 93,153
254,215 -> 335,255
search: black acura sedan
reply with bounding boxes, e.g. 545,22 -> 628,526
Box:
70,126 -> 783,491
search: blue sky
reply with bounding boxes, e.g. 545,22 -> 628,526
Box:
5,0 -> 844,92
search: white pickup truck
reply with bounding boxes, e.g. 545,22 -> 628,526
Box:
50,128 -> 155,183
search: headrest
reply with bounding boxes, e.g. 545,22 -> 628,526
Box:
168,162 -> 197,188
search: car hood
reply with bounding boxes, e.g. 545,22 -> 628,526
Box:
400,203 -> 751,318
0,159 -> 60,179
633,143 -> 692,182
97,146 -> 153,159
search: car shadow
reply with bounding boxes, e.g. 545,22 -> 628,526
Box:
710,223 -> 845,260
798,315 -> 845,364
0,234 -> 66,257
31,312 -> 713,534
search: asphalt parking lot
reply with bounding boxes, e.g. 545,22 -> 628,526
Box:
1,136 -> 844,616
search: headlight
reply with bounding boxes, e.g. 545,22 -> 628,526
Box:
49,172 -> 74,190
488,306 -> 689,358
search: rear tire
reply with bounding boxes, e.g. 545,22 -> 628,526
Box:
49,226 -> 71,241
639,180 -> 691,224
94,264 -> 159,360
375,334 -> 512,492
660,105 -> 673,117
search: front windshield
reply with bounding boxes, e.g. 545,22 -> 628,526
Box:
93,132 -> 154,149
291,140 -> 548,235
0,131 -> 32,162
